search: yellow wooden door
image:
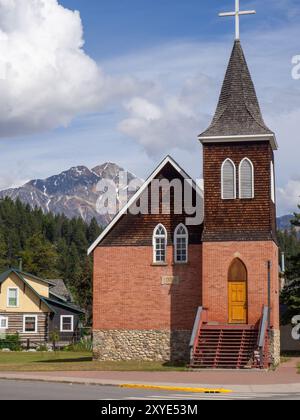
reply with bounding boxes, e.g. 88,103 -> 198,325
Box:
228,282 -> 247,324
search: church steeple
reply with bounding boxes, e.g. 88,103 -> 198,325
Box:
199,40 -> 277,148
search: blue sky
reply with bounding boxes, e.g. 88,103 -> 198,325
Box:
0,0 -> 300,215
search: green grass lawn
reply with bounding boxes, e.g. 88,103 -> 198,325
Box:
0,352 -> 186,372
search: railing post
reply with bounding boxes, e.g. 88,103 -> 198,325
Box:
189,307 -> 203,365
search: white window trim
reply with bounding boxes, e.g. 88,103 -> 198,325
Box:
174,224 -> 189,264
153,224 -> 168,264
60,315 -> 74,333
239,157 -> 255,199
271,161 -> 275,203
7,287 -> 19,308
23,315 -> 38,334
221,158 -> 236,200
0,316 -> 8,330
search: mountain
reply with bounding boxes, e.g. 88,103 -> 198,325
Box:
0,163 -> 143,226
277,214 -> 295,231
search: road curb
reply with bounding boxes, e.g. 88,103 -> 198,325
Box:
120,384 -> 232,394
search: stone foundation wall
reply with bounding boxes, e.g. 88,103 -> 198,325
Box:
93,330 -> 191,363
270,329 -> 281,366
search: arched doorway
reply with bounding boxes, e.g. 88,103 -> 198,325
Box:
228,259 -> 248,324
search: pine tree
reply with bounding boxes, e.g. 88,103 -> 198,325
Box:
281,205 -> 300,322
0,198 -> 101,323
20,233 -> 59,278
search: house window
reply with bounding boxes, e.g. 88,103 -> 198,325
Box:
0,317 -> 8,330
23,315 -> 38,333
7,288 -> 19,308
239,158 -> 254,199
271,161 -> 275,203
174,224 -> 189,263
153,224 -> 167,263
221,159 -> 236,199
60,316 -> 74,332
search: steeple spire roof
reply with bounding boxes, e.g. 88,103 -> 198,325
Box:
199,40 -> 275,143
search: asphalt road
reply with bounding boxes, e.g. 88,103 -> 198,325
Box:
0,380 -> 300,400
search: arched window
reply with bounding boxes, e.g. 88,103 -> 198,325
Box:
221,159 -> 236,199
174,224 -> 188,263
239,158 -> 254,199
153,224 -> 167,263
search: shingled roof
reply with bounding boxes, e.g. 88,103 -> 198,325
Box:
49,279 -> 73,302
199,40 -> 274,139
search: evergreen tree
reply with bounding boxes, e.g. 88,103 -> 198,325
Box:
280,205 -> 300,322
0,198 -> 102,323
20,233 -> 59,278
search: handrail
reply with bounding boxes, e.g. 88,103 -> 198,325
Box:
257,305 -> 269,368
189,306 -> 203,364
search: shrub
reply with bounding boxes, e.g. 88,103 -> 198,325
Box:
0,334 -> 22,351
64,338 -> 93,352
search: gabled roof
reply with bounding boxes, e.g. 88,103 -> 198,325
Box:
0,269 -> 55,313
44,296 -> 85,314
48,279 -> 73,302
199,41 -> 277,149
88,155 -> 203,255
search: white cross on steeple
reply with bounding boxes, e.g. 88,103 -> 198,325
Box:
219,0 -> 256,41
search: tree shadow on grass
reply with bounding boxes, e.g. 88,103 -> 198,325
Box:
36,357 -> 92,364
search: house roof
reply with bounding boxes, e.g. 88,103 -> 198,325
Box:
0,269 -> 55,313
44,296 -> 85,314
87,155 -> 204,255
0,269 -> 84,314
48,279 -> 74,302
199,41 -> 277,149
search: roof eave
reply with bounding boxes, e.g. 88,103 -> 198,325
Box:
198,133 -> 278,151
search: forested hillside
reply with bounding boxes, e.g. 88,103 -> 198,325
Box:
0,198 -> 102,323
278,206 -> 300,322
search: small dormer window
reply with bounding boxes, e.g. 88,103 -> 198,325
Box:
221,159 -> 236,199
239,158 -> 254,199
153,224 -> 167,264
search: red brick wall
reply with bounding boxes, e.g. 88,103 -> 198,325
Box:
202,241 -> 279,328
93,245 -> 202,331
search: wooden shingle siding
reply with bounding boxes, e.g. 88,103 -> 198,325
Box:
1,313 -> 48,343
99,162 -> 203,247
203,141 -> 277,242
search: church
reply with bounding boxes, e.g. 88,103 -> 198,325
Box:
88,4 -> 280,369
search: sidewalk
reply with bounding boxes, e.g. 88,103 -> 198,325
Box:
0,358 -> 299,394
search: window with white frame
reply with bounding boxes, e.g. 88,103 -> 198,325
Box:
271,161 -> 275,203
174,224 -> 188,263
0,317 -> 8,330
60,315 -> 74,332
239,158 -> 254,199
153,224 -> 167,263
221,159 -> 236,199
23,315 -> 37,333
7,288 -> 19,308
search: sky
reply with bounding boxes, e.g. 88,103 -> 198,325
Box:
0,0 -> 300,215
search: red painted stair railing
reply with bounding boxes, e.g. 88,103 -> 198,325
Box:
189,307 -> 270,369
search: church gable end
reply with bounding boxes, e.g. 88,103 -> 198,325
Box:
98,160 -> 203,248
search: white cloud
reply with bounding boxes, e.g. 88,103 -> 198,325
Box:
277,180 -> 300,215
0,0 -> 103,136
0,0 -> 148,137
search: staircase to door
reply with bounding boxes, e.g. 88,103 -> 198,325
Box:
190,325 -> 259,369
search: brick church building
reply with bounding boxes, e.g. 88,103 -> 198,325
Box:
89,39 -> 280,368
